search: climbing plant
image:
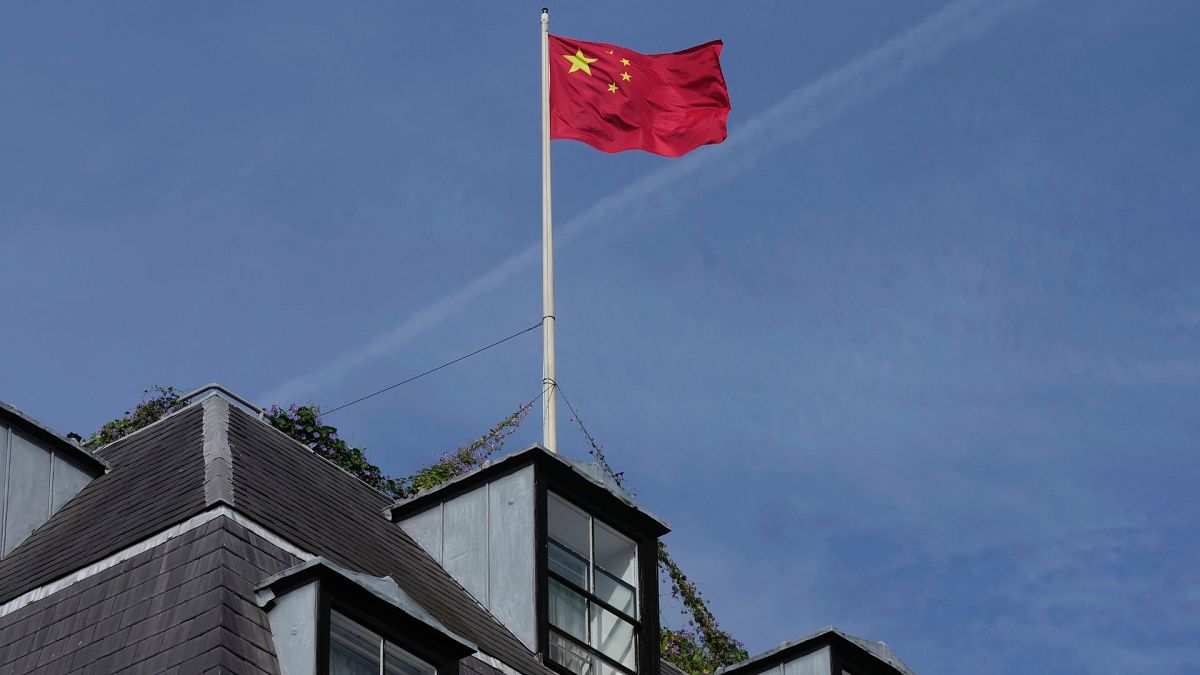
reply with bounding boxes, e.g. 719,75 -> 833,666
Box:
85,385 -> 185,449
90,386 -> 743,673
659,541 -> 748,672
568,413 -> 747,673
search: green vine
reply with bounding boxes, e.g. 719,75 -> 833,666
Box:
659,541 -> 748,672
263,403 -> 404,495
90,386 -> 743,673
568,412 -> 746,673
85,385 -> 185,449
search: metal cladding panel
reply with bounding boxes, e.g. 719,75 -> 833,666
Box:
782,647 -> 830,675
487,466 -> 536,650
268,580 -> 319,675
2,429 -> 50,557
442,485 -> 490,603
49,452 -> 92,513
402,505 -> 444,564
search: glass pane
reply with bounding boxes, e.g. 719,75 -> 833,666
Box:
549,538 -> 589,590
592,521 -> 636,587
593,520 -> 637,618
594,566 -> 636,619
548,493 -> 591,564
591,603 -> 636,670
384,642 -> 435,675
330,610 -> 381,675
549,578 -> 589,641
550,630 -> 595,675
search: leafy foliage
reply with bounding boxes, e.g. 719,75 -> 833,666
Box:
90,386 -> 744,673
659,541 -> 749,673
263,403 -> 403,495
569,413 -> 745,673
85,386 -> 185,450
392,403 -> 532,498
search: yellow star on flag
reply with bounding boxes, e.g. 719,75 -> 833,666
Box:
621,72 -> 632,81
620,57 -> 631,66
608,82 -> 619,93
563,49 -> 598,75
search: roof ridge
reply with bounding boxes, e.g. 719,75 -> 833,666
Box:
202,396 -> 234,507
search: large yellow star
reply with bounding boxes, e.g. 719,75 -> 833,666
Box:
563,49 -> 598,76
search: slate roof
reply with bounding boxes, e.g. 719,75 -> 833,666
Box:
0,392 -> 556,675
0,514 -> 297,675
0,405 -> 207,603
225,403 -> 555,675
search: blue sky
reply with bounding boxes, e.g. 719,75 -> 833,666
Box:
3,1 -> 1198,672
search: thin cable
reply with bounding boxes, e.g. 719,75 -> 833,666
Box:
322,320 -> 543,416
526,381 -> 555,411
556,384 -> 632,493
556,385 -> 597,448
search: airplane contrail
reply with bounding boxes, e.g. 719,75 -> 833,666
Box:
261,0 -> 1038,405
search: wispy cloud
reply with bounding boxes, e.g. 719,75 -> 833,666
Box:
261,0 -> 1039,405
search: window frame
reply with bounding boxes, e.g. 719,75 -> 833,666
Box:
539,489 -> 653,675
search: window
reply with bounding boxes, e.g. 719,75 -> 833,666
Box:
330,610 -> 437,675
546,493 -> 640,675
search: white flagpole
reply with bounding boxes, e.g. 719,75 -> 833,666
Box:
540,8 -> 558,454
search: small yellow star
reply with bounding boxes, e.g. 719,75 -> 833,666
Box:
620,72 -> 632,81
605,50 -> 614,55
620,57 -> 630,66
607,82 -> 619,93
563,49 -> 598,76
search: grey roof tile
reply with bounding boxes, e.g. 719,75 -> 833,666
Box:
0,406 -> 207,603
226,406 -> 556,675
0,515 -> 294,675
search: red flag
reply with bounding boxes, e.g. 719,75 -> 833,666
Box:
549,35 -> 730,157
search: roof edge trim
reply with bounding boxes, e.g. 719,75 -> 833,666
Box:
387,444 -> 670,534
0,401 -> 110,473
256,557 -> 478,653
0,505 -> 313,619
716,626 -> 915,675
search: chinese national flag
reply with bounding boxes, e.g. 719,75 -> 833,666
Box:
549,35 -> 730,157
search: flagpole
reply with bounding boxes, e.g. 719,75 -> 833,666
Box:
540,7 -> 558,454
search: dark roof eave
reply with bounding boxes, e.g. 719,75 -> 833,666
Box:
386,444 -> 670,537
716,627 -> 915,675
0,400 -> 110,473
257,557 -> 477,659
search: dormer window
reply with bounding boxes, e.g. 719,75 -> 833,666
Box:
256,558 -> 475,675
547,492 -> 639,675
389,446 -> 670,675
